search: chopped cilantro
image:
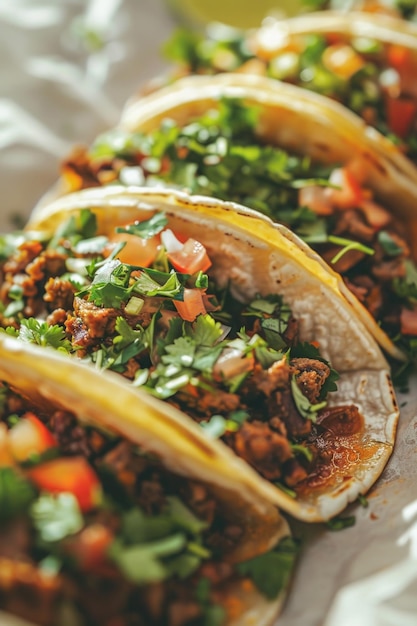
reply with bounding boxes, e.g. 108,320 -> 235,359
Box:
74,235 -> 108,255
120,507 -> 175,544
0,467 -> 36,522
393,260 -> 417,301
108,496 -> 212,586
290,443 -> 314,462
108,534 -> 186,584
133,268 -> 182,299
116,212 -> 168,239
184,315 -> 224,351
378,230 -> 403,257
328,236 -> 375,265
79,259 -> 133,308
274,482 -> 297,498
357,493 -> 369,508
291,376 -> 327,422
2,299 -> 24,318
236,537 -> 298,600
194,578 -> 227,626
326,515 -> 356,531
48,208 -> 97,250
290,342 -> 339,396
166,496 -> 209,536
2,319 -> 73,353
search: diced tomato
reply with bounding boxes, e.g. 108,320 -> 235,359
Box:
27,457 -> 102,513
9,413 -> 56,463
167,238 -> 212,274
359,199 -> 391,230
387,45 -> 412,72
385,96 -> 417,139
65,523 -> 114,573
387,45 -> 417,97
174,289 -> 207,322
322,44 -> 366,80
299,185 -> 333,215
105,231 -> 160,268
400,306 -> 417,336
328,168 -> 363,209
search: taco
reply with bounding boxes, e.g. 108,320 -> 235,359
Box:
50,73 -> 417,370
161,10 -> 417,163
300,0 -> 417,21
5,185 -> 398,524
0,331 -> 294,626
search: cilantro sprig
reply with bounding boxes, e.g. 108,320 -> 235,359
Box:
0,467 -> 37,523
2,319 -> 73,353
108,496 -> 212,585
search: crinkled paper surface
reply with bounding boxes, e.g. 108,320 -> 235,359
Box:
1,1 -> 416,624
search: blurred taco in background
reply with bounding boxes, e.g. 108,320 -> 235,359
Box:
301,0 -> 417,21
162,11 -> 417,163
46,73 -> 417,372
0,332 -> 293,626
2,185 -> 399,523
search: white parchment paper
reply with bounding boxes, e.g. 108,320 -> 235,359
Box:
1,2 -> 416,625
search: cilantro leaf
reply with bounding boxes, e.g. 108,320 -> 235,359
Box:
79,260 -> 133,308
188,314 -> 224,346
166,496 -> 209,536
291,376 -> 327,422
326,515 -> 356,531
48,209 -> 97,250
194,578 -> 227,626
94,317 -> 147,373
133,269 -> 182,299
378,230 -> 403,257
236,537 -> 298,600
162,336 -> 196,367
121,507 -> 175,544
108,534 -> 186,584
116,213 -> 168,239
7,319 -> 73,353
0,467 -> 37,522
393,259 -> 417,302
290,342 -> 339,396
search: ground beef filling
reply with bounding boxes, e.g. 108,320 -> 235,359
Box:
0,398 -> 243,626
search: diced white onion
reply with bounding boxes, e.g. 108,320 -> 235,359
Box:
213,348 -> 252,379
65,257 -> 90,275
119,166 -> 145,186
124,296 -> 144,316
161,228 -> 183,253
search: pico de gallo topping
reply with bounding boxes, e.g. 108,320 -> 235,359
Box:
0,208 -> 369,496
0,384 -> 297,626
162,16 -> 417,160
61,99 -> 417,380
